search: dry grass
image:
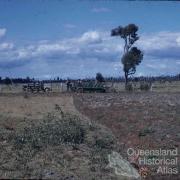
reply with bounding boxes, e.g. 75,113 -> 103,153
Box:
0,95 -> 78,119
0,89 -> 179,179
0,94 -> 119,179
1,81 -> 180,94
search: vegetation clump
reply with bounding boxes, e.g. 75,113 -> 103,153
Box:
14,113 -> 86,149
0,108 -> 118,179
96,72 -> 105,83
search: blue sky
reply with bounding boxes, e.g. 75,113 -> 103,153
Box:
0,0 -> 180,79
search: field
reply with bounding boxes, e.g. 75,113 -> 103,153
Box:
0,94 -> 121,179
74,92 -> 180,179
0,85 -> 180,179
1,80 -> 180,93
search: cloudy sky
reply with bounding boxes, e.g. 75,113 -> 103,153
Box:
0,0 -> 180,79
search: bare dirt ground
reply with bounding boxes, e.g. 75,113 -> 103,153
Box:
73,92 -> 180,179
0,92 -> 179,179
0,93 -> 121,179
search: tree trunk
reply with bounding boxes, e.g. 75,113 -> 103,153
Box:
123,38 -> 129,89
124,38 -> 128,53
124,71 -> 128,86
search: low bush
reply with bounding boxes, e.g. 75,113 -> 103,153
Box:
95,135 -> 114,150
14,113 -> 86,150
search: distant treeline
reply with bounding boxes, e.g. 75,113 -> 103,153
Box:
0,74 -> 180,84
105,74 -> 180,83
0,77 -> 66,84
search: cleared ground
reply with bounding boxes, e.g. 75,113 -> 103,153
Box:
74,92 -> 180,179
0,92 -> 179,179
0,94 -> 121,179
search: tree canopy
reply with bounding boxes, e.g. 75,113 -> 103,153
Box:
122,47 -> 143,76
96,72 -> 105,83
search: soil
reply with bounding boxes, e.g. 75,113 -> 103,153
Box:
73,92 -> 180,179
0,93 -> 119,179
0,92 -> 179,179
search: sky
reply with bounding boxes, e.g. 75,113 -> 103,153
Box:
0,0 -> 180,79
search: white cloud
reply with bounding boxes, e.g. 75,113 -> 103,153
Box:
176,36 -> 180,46
0,30 -> 121,63
17,48 -> 30,59
63,24 -> 76,29
78,31 -> 102,44
113,62 -> 123,71
37,43 -> 70,53
176,61 -> 180,65
146,63 -> 167,69
0,28 -> 6,38
146,64 -> 157,69
91,7 -> 111,13
1,30 -> 180,78
0,42 -> 14,51
137,31 -> 180,59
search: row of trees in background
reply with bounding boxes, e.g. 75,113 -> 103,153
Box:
0,74 -> 180,85
0,77 -> 33,85
0,77 -> 69,84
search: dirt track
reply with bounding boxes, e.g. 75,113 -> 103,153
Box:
73,92 -> 180,179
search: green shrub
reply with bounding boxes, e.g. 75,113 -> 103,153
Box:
95,136 -> 114,149
14,113 -> 86,149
